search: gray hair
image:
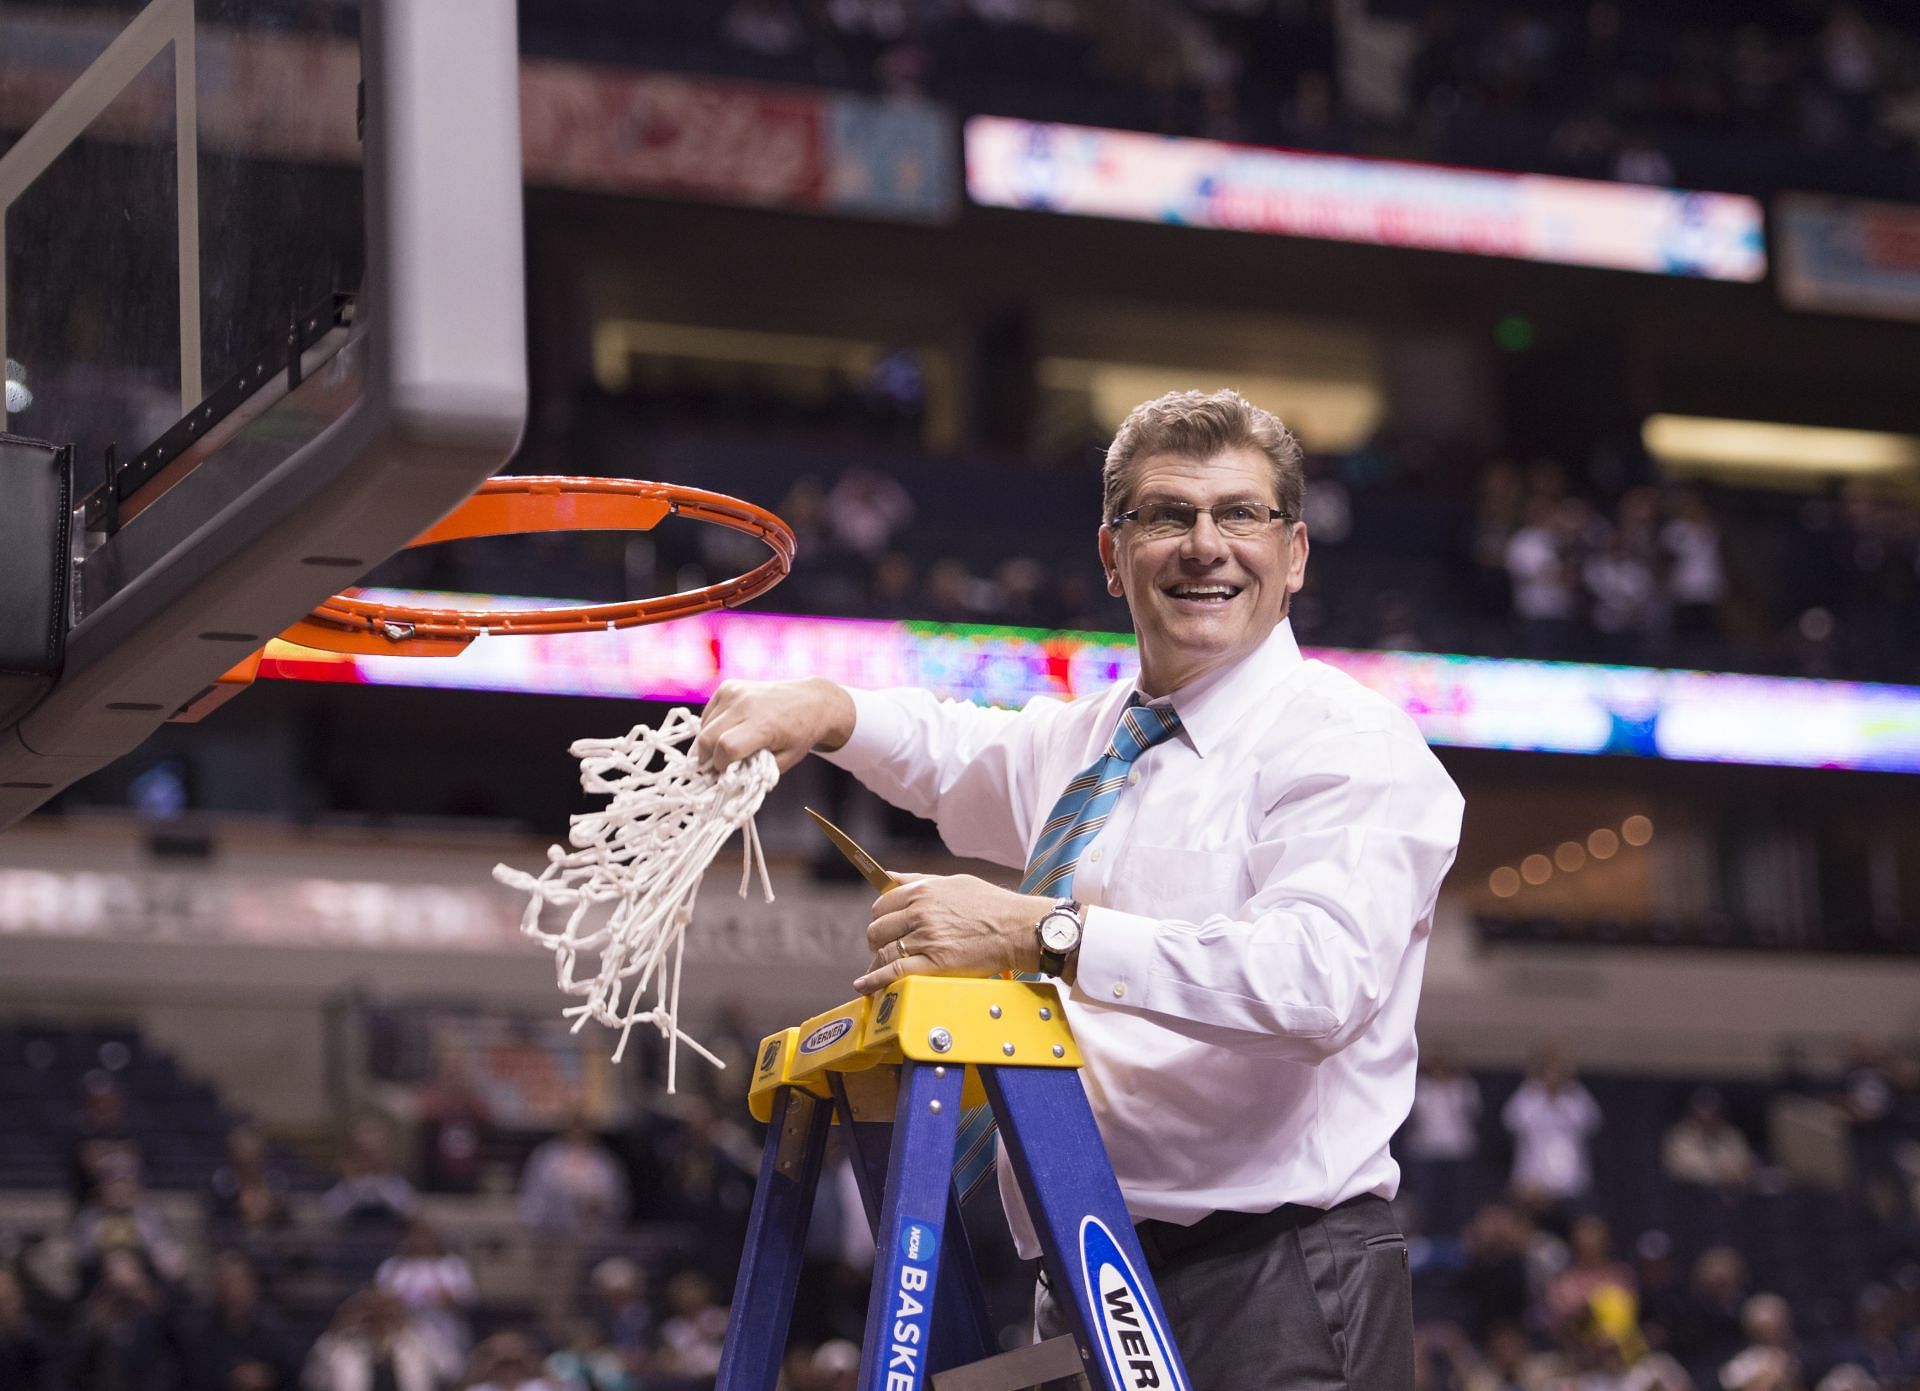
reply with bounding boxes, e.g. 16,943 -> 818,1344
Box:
1101,388 -> 1304,523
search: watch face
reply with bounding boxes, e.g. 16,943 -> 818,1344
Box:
1039,911 -> 1079,952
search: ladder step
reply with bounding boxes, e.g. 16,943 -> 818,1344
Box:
931,1334 -> 1089,1391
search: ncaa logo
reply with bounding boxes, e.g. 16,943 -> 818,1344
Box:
799,1017 -> 855,1053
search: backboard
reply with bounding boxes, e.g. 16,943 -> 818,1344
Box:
0,0 -> 527,826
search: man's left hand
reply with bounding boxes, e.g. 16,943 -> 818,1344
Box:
854,874 -> 1057,995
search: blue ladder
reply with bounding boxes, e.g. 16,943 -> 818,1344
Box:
715,976 -> 1193,1391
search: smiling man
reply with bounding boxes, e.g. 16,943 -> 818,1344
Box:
695,388 -> 1464,1389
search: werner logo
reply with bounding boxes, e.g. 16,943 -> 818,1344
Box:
884,1219 -> 939,1390
1079,1216 -> 1187,1391
799,1017 -> 854,1053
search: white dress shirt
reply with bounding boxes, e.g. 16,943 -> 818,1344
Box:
822,620 -> 1464,1257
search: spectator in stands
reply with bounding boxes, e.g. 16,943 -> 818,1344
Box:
1661,490 -> 1727,649
321,1120 -> 417,1231
1506,499 -> 1583,658
184,1250 -> 298,1391
1661,1088 -> 1756,1192
1631,1230 -> 1687,1357
70,1068 -> 139,1206
1584,528 -> 1663,665
517,1113 -> 629,1235
656,1270 -> 729,1382
1405,1049 -> 1483,1237
1503,1044 -> 1603,1214
1672,1246 -> 1751,1387
519,1112 -> 629,1336
1838,1034 -> 1910,1219
302,1288 -> 455,1391
74,1171 -> 189,1294
375,1219 -> 476,1374
869,552 -> 919,619
1822,1284 -> 1916,1389
825,466 -> 913,564
206,1125 -> 291,1237
1544,1214 -> 1637,1340
415,1051 -> 491,1195
582,1257 -> 652,1380
69,1248 -> 184,1391
1721,1294 -> 1803,1391
1458,1203 -> 1533,1345
0,1267 -> 56,1391
461,1331 -> 565,1391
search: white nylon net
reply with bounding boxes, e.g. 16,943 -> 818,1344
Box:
492,707 -> 778,1088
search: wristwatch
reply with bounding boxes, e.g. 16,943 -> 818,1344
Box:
1034,898 -> 1084,977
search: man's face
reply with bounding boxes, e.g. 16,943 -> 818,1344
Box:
1098,447 -> 1307,696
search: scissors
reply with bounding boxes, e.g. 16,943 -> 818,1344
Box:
803,806 -> 902,893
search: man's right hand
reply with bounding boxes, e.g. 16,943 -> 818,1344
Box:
693,677 -> 856,775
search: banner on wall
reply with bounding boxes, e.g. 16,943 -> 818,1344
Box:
0,9 -> 959,223
1776,192 -> 1920,322
965,115 -> 1767,281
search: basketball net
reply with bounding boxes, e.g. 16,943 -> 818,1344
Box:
493,707 -> 777,1089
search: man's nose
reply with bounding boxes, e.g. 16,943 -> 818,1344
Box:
1178,510 -> 1231,560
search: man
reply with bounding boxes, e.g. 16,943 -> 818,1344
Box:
695,388 -> 1463,1388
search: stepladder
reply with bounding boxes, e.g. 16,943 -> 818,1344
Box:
715,976 -> 1194,1391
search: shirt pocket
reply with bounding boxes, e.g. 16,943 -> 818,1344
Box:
1104,843 -> 1246,923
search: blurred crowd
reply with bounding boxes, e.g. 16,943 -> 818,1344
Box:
1463,463 -> 1920,679
1399,1039 -> 1920,1391
522,0 -> 1920,200
7,1024 -> 1920,1390
415,427 -> 1920,683
0,1023 -> 875,1391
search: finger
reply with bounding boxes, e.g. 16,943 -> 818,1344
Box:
865,908 -> 914,956
692,701 -> 740,768
870,874 -> 927,920
854,945 -> 934,996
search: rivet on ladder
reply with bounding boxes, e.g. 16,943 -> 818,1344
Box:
930,1100 -> 943,1114
1052,1045 -> 1066,1058
989,1004 -> 1003,1019
1002,1042 -> 1016,1056
929,1028 -> 953,1053
1039,1007 -> 1052,1021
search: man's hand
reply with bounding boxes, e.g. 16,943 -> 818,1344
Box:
854,874 -> 1058,995
693,677 -> 856,775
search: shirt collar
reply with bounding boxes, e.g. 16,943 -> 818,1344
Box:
1131,619 -> 1304,758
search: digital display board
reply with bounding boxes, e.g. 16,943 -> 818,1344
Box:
262,594 -> 1920,774
964,116 -> 1766,281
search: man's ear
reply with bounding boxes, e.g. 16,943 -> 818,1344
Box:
1098,525 -> 1123,597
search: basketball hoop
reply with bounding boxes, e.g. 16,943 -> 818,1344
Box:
281,475 -> 796,657
270,475 -> 801,1084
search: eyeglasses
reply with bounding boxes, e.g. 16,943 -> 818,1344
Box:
1108,500 -> 1294,539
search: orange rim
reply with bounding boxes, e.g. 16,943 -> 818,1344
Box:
280,476 -> 796,657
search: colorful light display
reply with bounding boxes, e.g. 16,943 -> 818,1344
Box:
964,116 -> 1766,281
261,593 -> 1920,774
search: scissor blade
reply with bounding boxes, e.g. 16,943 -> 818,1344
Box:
803,806 -> 899,892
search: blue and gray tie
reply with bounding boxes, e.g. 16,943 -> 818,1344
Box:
950,699 -> 1184,1200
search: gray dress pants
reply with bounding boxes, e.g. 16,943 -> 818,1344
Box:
1035,1195 -> 1414,1390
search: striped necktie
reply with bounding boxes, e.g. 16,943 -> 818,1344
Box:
951,698 -> 1183,1200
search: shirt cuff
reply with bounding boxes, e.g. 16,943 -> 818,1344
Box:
1072,904 -> 1160,1010
816,687 -> 908,775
